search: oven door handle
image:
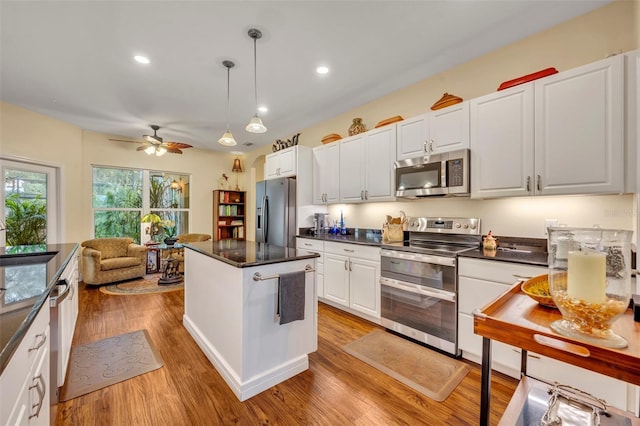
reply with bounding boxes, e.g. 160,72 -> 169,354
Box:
380,277 -> 456,303
380,249 -> 456,267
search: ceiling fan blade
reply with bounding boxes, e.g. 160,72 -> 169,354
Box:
165,147 -> 183,154
136,145 -> 149,151
164,142 -> 192,149
109,138 -> 143,144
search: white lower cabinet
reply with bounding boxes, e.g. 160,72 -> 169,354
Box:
322,241 -> 381,321
458,257 -> 629,411
297,238 -> 325,298
0,303 -> 51,425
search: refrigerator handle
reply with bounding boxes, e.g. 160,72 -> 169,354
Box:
263,196 -> 269,243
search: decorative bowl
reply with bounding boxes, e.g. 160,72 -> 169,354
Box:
521,274 -> 557,308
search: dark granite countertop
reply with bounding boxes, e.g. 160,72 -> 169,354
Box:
297,229 -> 383,247
0,242 -> 79,375
184,240 -> 319,268
458,248 -> 548,267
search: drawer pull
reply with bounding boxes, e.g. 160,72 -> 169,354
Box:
533,334 -> 590,357
344,249 -> 355,253
29,333 -> 47,352
28,374 -> 45,419
304,243 -> 312,246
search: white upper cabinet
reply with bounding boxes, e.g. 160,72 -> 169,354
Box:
312,143 -> 340,204
470,84 -> 535,198
339,125 -> 396,203
396,102 -> 469,161
534,54 -> 624,195
471,54 -> 624,198
338,134 -> 365,202
266,146 -> 297,179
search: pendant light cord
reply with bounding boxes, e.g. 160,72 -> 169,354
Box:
253,37 -> 258,113
226,64 -> 231,131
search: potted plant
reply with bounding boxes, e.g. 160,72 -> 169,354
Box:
160,219 -> 178,245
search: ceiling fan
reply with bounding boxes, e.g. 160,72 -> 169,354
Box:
109,125 -> 192,156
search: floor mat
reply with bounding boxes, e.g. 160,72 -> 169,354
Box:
98,274 -> 183,295
60,329 -> 164,401
343,330 -> 470,402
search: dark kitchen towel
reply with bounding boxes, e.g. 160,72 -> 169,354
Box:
278,270 -> 306,325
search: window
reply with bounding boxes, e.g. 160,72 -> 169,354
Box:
2,159 -> 59,246
92,166 -> 190,243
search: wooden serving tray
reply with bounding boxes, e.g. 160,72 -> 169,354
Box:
375,116 -> 404,128
321,133 -> 342,144
497,67 -> 558,91
473,283 -> 640,386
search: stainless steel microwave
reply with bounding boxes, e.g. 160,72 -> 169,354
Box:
394,149 -> 470,198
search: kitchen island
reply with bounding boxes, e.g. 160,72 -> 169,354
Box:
182,240 -> 319,401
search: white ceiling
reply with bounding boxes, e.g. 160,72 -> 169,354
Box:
0,1 -> 610,154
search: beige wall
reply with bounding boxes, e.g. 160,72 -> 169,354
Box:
1,102 -> 84,243
0,102 -> 247,244
244,0 -> 639,240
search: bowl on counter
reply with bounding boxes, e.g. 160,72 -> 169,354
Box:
521,274 -> 557,308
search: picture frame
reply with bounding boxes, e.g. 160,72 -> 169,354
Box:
146,248 -> 159,273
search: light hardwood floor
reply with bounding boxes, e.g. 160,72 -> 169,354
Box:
54,281 -> 517,425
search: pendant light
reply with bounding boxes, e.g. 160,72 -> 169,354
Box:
245,28 -> 267,134
218,60 -> 237,146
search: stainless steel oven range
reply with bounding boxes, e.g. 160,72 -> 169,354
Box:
380,217 -> 481,356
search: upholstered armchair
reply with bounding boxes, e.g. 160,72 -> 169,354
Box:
168,233 -> 212,273
81,237 -> 147,285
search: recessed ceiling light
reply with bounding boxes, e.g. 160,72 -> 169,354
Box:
258,106 -> 268,113
134,55 -> 150,64
316,66 -> 329,75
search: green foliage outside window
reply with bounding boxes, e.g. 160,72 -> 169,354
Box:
5,193 -> 47,246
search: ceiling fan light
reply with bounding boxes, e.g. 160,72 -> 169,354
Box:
156,146 -> 167,156
218,131 -> 237,146
144,146 -> 156,155
245,114 -> 267,133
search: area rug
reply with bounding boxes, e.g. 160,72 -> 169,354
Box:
60,329 -> 164,401
99,274 -> 183,295
343,330 -> 470,402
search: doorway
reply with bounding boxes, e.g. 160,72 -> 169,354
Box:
1,159 -> 60,246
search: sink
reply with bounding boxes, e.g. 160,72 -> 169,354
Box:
0,252 -> 57,267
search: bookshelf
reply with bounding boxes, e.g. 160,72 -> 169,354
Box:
213,190 -> 245,241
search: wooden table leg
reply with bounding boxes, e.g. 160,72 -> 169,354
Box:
480,337 -> 492,426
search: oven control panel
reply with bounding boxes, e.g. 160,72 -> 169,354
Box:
406,217 -> 480,235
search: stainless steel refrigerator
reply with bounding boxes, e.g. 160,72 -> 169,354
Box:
255,177 -> 297,248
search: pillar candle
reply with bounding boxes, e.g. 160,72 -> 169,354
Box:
567,251 -> 607,304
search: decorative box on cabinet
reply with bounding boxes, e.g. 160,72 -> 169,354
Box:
297,237 -> 324,298
471,54 -> 624,198
396,101 -> 470,161
322,241 -> 380,321
339,125 -> 396,203
266,146 -> 297,179
213,190 -> 245,241
312,143 -> 340,204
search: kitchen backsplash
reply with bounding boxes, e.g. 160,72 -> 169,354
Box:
325,193 -> 636,239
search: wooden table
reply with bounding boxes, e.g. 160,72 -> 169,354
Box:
473,283 -> 640,426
